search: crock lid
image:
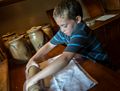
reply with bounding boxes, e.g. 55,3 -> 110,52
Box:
42,24 -> 51,29
8,35 -> 24,44
27,26 -> 42,34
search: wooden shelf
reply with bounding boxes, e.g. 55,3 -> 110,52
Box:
89,11 -> 120,30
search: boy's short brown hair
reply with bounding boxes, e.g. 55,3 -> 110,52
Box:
53,0 -> 83,20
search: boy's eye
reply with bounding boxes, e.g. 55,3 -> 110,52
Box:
64,25 -> 67,28
61,24 -> 67,28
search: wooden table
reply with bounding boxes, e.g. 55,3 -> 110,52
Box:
80,60 -> 120,91
9,45 -> 120,91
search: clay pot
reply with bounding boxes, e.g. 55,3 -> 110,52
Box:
2,32 -> 17,48
27,26 -> 44,51
42,24 -> 53,39
8,35 -> 32,62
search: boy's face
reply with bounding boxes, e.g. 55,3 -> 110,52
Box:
55,16 -> 77,36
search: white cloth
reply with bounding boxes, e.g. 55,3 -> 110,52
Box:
49,57 -> 98,91
95,14 -> 117,21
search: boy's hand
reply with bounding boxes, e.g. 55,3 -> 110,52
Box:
23,77 -> 38,91
26,59 -> 38,69
26,59 -> 39,78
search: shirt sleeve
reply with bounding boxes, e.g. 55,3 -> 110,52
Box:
50,30 -> 65,45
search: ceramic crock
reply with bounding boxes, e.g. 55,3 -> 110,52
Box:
27,26 -> 44,51
42,24 -> 53,39
8,35 -> 32,62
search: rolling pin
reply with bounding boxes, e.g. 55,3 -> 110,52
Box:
28,66 -> 45,91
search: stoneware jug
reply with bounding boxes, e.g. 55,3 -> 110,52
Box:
8,35 -> 32,63
27,26 -> 44,51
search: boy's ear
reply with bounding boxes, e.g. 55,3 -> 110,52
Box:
76,16 -> 81,23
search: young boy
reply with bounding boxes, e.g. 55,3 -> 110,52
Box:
25,0 -> 109,90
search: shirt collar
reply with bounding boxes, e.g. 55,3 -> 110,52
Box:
71,22 -> 86,36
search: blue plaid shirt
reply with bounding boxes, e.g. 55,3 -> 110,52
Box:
50,22 -> 108,63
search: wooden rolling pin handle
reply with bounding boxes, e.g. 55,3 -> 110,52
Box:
28,66 -> 45,91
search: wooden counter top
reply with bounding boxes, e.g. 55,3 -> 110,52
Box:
0,59 -> 9,91
88,11 -> 120,30
80,60 -> 120,91
9,45 -> 120,91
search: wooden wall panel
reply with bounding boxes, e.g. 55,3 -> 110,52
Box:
0,0 -> 60,36
81,0 -> 104,18
94,18 -> 120,70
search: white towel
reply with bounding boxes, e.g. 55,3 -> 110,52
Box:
48,56 -> 98,91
